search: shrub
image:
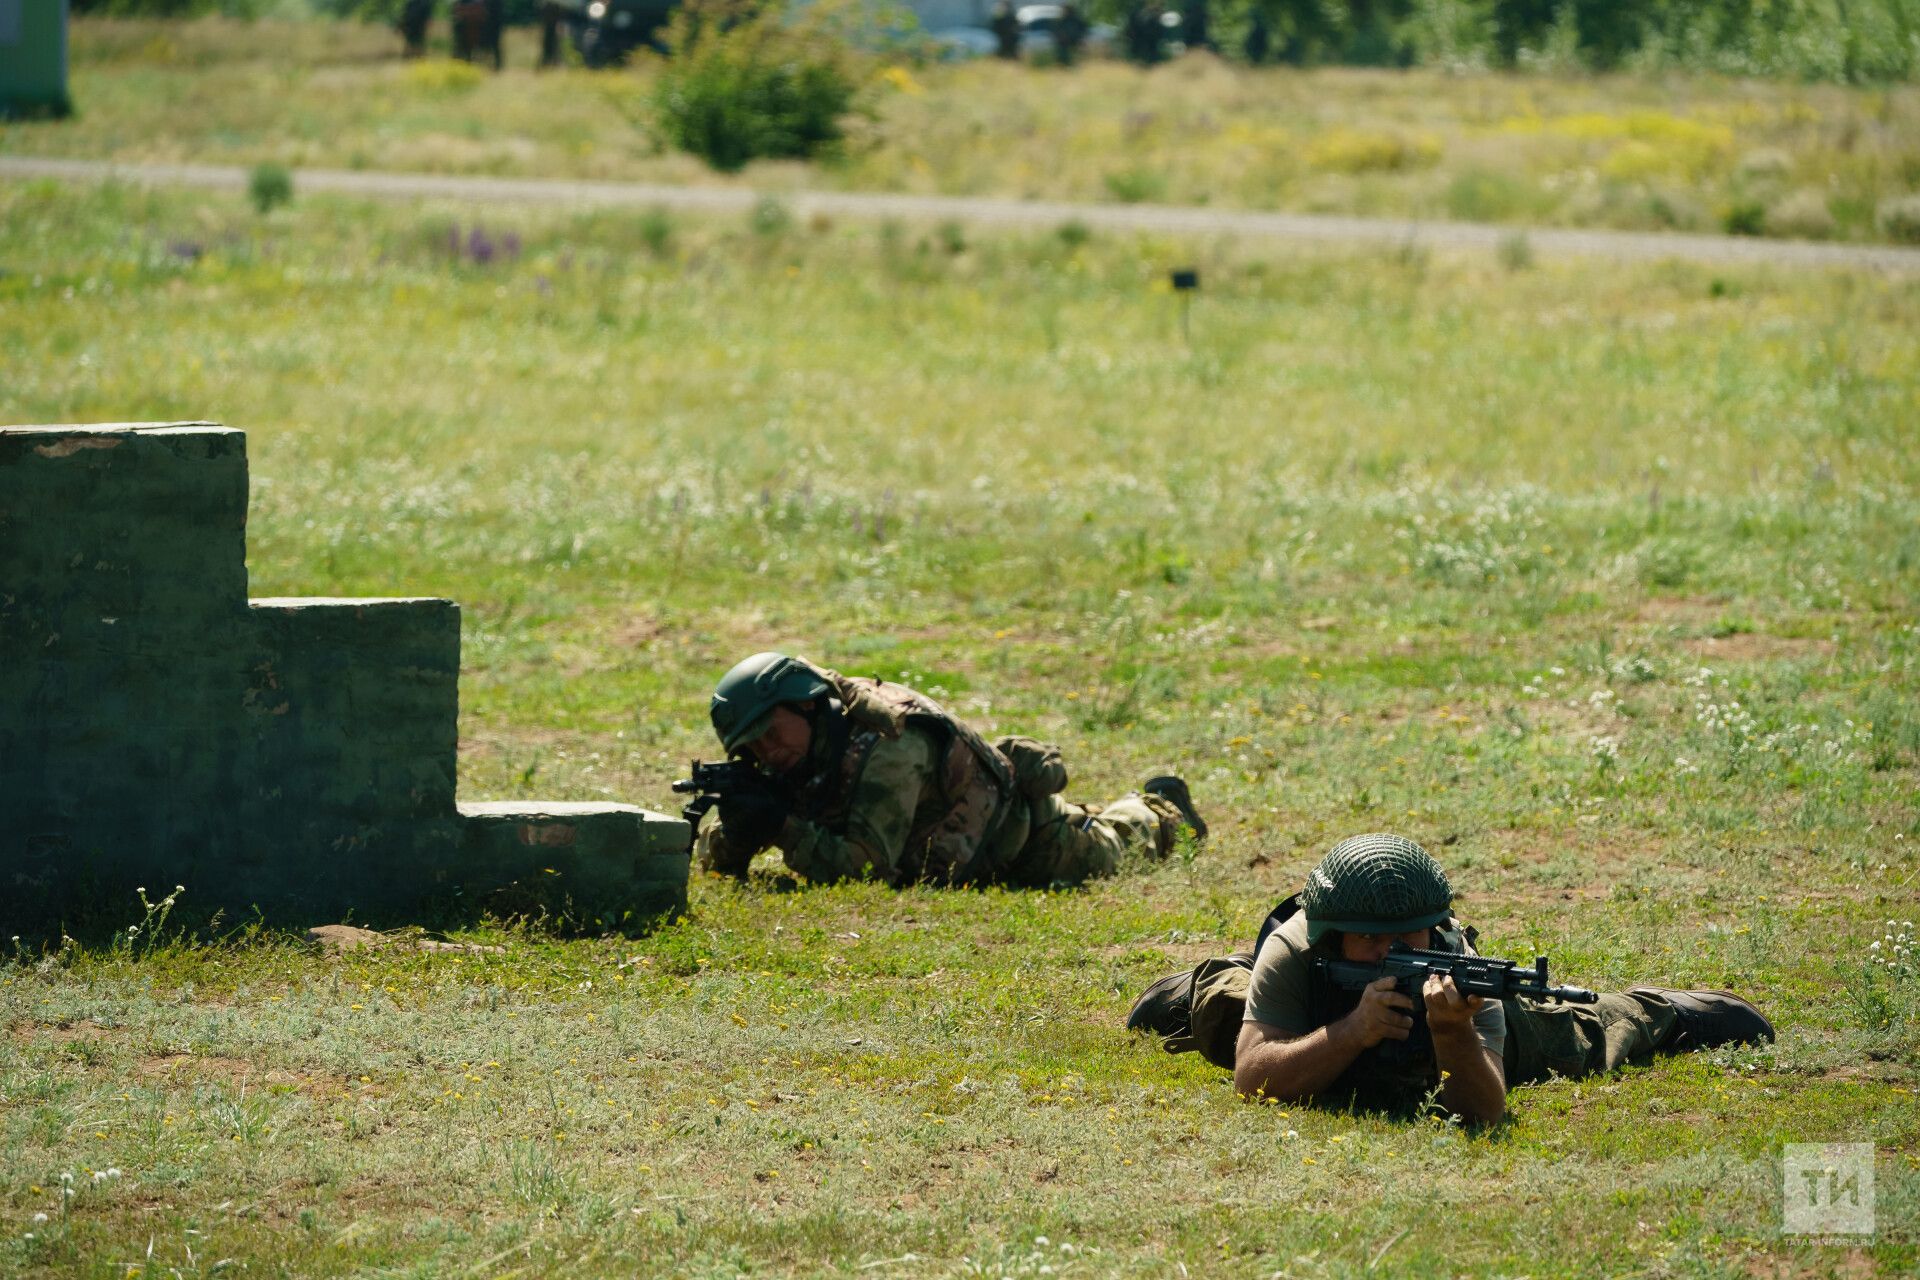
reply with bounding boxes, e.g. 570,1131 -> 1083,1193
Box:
1721,199 -> 1766,237
1445,169 -> 1548,222
1879,195 -> 1920,244
652,0 -> 864,174
1303,128 -> 1441,175
1497,231 -> 1534,271
748,194 -> 792,237
1102,165 -> 1168,204
1766,190 -> 1836,240
638,206 -> 675,255
248,162 -> 293,216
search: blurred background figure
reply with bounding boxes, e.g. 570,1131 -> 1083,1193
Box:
1243,8 -> 1270,63
1124,0 -> 1167,64
1183,0 -> 1210,50
397,0 -> 434,58
451,0 -> 503,69
1053,2 -> 1088,65
538,0 -> 567,68
990,0 -> 1020,59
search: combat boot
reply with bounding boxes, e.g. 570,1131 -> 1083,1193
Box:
1142,775 -> 1208,841
1126,969 -> 1194,1038
1629,988 -> 1775,1050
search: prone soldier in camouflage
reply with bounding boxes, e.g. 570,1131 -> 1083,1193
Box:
1127,833 -> 1774,1124
695,653 -> 1206,887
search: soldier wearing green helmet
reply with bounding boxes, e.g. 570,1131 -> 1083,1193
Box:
1128,832 -> 1774,1123
697,652 -> 1207,887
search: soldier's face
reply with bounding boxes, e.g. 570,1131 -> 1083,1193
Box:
746,705 -> 812,773
1339,928 -> 1433,964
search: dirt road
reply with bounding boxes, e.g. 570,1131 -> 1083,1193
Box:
6,154 -> 1918,274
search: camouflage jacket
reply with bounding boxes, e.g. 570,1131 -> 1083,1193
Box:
779,672 -> 1020,886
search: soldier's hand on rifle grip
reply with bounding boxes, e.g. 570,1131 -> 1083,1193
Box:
1348,976 -> 1416,1047
717,785 -> 790,853
1422,973 -> 1485,1039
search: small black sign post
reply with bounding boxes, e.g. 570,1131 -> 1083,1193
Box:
1171,267 -> 1199,344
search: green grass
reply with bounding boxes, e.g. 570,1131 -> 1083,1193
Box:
2,171 -> 1918,1275
6,18 -> 1920,244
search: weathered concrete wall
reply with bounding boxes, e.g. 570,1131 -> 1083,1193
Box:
236,597 -> 464,912
1,423 -> 689,930
2,426 -> 251,910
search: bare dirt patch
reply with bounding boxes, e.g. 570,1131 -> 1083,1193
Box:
1681,632 -> 1834,662
1634,596 -> 1727,628
14,1018 -> 121,1044
1095,940 -> 1232,968
1743,1249 -> 1879,1280
137,1052 -> 341,1098
613,612 -> 666,648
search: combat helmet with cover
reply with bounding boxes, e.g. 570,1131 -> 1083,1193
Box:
709,652 -> 833,754
1300,833 -> 1452,944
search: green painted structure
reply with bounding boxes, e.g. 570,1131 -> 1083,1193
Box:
1,423 -> 689,930
0,0 -> 69,117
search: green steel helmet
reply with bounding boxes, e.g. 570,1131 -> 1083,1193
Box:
709,652 -> 833,753
1301,833 -> 1453,945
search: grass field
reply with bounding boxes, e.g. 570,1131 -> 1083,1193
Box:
6,18 -> 1920,245
3,124 -> 1920,1275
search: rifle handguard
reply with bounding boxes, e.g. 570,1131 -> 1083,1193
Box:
1318,942 -> 1599,1005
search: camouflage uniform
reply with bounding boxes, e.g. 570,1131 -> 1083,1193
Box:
700,670 -> 1184,887
1135,903 -> 1688,1111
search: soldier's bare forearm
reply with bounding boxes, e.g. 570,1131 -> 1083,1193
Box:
1233,1017 -> 1369,1102
1432,1030 -> 1506,1125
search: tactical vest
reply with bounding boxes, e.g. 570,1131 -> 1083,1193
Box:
794,673 -> 1018,885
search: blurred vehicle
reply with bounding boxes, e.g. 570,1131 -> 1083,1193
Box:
1014,4 -> 1114,57
923,26 -> 1001,59
574,0 -> 677,66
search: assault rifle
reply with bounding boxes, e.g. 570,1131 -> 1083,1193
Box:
1317,942 -> 1599,1005
670,759 -> 765,842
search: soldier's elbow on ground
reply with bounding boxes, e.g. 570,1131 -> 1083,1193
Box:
1232,1057 -> 1305,1103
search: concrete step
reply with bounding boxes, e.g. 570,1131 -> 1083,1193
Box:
458,801 -> 691,923
4,421 -> 692,932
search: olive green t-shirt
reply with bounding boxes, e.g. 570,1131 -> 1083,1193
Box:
1243,911 -> 1507,1059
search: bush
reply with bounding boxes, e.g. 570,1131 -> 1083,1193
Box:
638,206 -> 675,255
652,0 -> 864,174
1721,198 -> 1766,237
1304,128 -> 1441,175
1879,195 -> 1920,244
1102,165 -> 1168,204
748,194 -> 792,237
248,162 -> 293,216
1766,190 -> 1836,240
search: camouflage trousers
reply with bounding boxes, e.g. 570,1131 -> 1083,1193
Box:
995,792 -> 1184,887
1158,955 -> 1682,1082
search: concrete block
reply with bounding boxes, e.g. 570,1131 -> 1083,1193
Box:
458,802 -> 691,923
0,425 -> 249,637
4,421 -> 678,934
243,598 -> 461,824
